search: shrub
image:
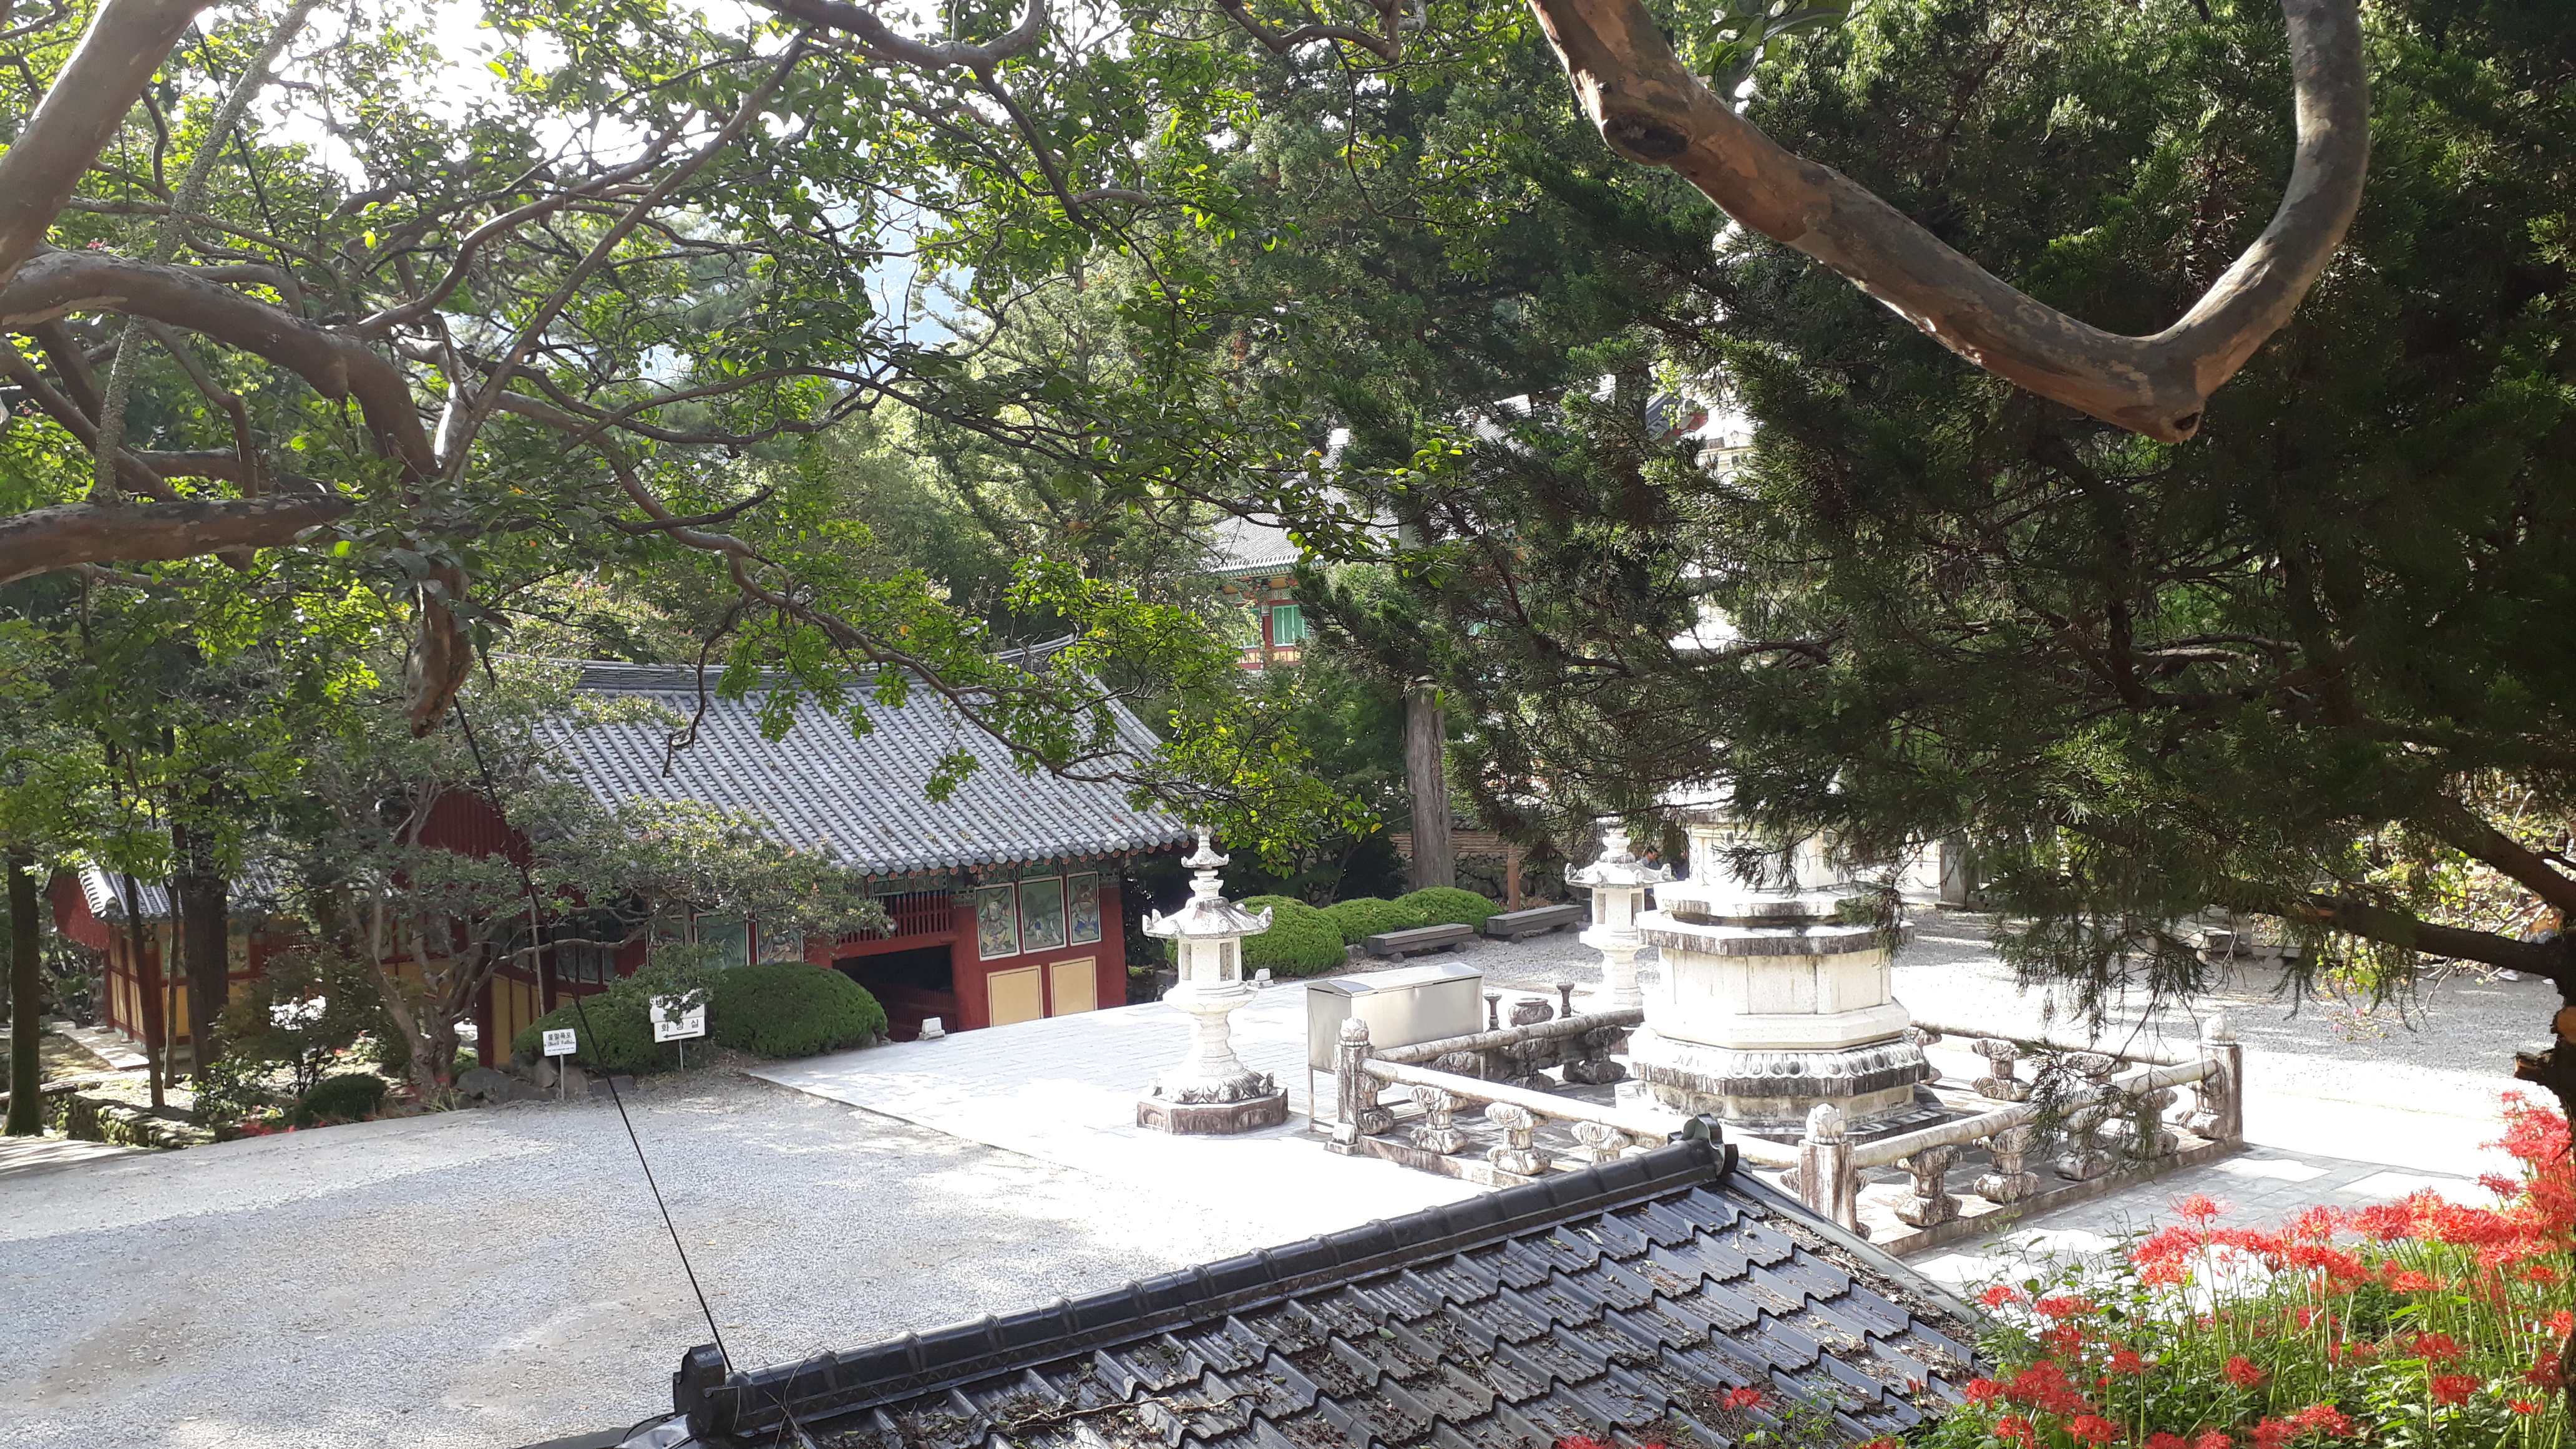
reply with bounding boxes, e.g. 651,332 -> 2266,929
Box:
1237,896 -> 1347,977
291,1072 -> 389,1127
707,962 -> 886,1058
1322,896 -> 1432,944
512,992 -> 673,1075
1398,886 -> 1501,931
1921,1095 -> 2574,1449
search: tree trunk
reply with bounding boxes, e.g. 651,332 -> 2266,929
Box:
1405,686 -> 1455,890
6,854 -> 42,1136
172,819 -> 228,1076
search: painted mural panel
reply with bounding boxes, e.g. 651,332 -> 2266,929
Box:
1018,876 -> 1066,951
975,884 -> 1020,959
1066,872 -> 1102,945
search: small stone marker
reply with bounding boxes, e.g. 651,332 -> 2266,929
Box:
919,1015 -> 946,1040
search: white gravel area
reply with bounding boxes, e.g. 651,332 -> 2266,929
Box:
0,1073 -> 1267,1449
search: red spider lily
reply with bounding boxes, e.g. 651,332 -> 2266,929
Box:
2549,1309 -> 2574,1340
2522,1350 -> 2561,1387
2290,1205 -> 2343,1241
1553,1438 -> 1613,1449
1962,1378 -> 2001,1405
2349,1203 -> 2415,1241
1995,1415 -> 2036,1445
2068,1413 -> 2124,1445
2223,1356 -> 2266,1388
2381,1267 -> 2437,1293
2509,1399 -> 2544,1415
2175,1193 -> 2225,1222
2404,1331 -> 2464,1363
2193,1433 -> 2230,1449
2105,1349 -> 2146,1375
2516,1262 -> 2560,1286
2045,1324 -> 2087,1356
1719,1387 -> 1766,1411
2249,1419 -> 2295,1449
2145,1435 -> 2190,1449
1983,1284 -> 2029,1309
1857,1438 -> 1900,1449
2036,1294 -> 2098,1320
2427,1373 -> 2482,1407
2291,1403 -> 2355,1437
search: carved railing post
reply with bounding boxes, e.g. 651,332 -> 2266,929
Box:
1485,1101 -> 1551,1176
2055,1056 -> 2120,1181
1975,1125 -> 2041,1204
1483,991 -> 1502,1032
1563,1023 -> 1628,1085
1797,1103 -> 1859,1232
1971,1038 -> 2029,1101
1328,1018 -> 1393,1153
2125,1083 -> 2180,1159
1894,1144 -> 1960,1229
1410,1083 -> 1468,1154
1906,1025 -> 1943,1085
1571,1119 -> 1626,1165
2187,1013 -> 2243,1143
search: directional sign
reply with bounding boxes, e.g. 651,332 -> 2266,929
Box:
542,1028 -> 579,1058
650,994 -> 708,1043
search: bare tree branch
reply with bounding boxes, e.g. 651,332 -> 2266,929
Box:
0,494 -> 351,585
1524,0 -> 2368,441
0,0 -> 213,288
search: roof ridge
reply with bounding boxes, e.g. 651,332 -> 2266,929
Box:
685,1139 -> 1732,1433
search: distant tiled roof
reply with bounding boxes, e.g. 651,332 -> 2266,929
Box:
1209,513 -> 1304,577
75,862 -> 289,921
666,1141 -> 1978,1446
544,661 -> 1191,879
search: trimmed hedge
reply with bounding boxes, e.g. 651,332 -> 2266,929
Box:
514,992 -> 673,1074
708,962 -> 886,1058
1237,895 -> 1348,977
292,1072 -> 388,1127
515,964 -> 888,1071
1321,896 -> 1430,945
1398,887 -> 1501,931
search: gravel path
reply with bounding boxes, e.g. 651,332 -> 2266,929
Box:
0,1074 -> 1267,1449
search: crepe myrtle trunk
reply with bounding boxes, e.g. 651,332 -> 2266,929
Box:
1405,686 -> 1455,890
171,819 -> 227,1078
6,855 -> 42,1136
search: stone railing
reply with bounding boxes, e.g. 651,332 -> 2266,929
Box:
1321,1008 -> 1804,1183
1788,1016 -> 2242,1246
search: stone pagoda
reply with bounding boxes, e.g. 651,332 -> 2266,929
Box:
1623,811 -> 1931,1136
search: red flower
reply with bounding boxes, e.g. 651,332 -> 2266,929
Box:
2427,1373 -> 2481,1407
2381,1267 -> 2437,1293
2521,1351 -> 2560,1387
2223,1357 -> 2266,1388
2550,1309 -> 2574,1340
1963,1378 -> 2001,1405
2036,1294 -> 2097,1320
2406,1332 -> 2464,1363
1996,1416 -> 2036,1445
2145,1435 -> 2190,1449
2105,1349 -> 2145,1375
2518,1263 -> 2561,1286
2249,1420 -> 2294,1449
2068,1414 -> 2122,1445
2291,1403 -> 2354,1437
1719,1387 -> 1766,1411
2510,1400 -> 2543,1416
1983,1284 -> 2029,1309
2175,1193 -> 2224,1221
1554,1438 -> 1612,1449
2193,1434 -> 2230,1449
2350,1204 -> 2415,1241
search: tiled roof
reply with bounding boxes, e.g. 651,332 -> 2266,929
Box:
666,1140 -> 1979,1447
74,862 -> 289,921
1209,514 -> 1304,576
544,661 -> 1191,879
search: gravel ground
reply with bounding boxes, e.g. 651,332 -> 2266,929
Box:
0,1073 -> 1267,1449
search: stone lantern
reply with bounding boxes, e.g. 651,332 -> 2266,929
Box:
1625,812 -> 1931,1136
1136,829 -> 1290,1134
1563,825 -> 1672,1011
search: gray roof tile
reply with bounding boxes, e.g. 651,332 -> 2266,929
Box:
541,661 -> 1191,878
668,1144 -> 1982,1447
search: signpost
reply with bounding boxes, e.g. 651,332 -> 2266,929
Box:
543,1028 -> 578,1100
651,993 -> 708,1069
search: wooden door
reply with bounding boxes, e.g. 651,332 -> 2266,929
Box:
1048,957 -> 1096,1016
987,965 -> 1044,1026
